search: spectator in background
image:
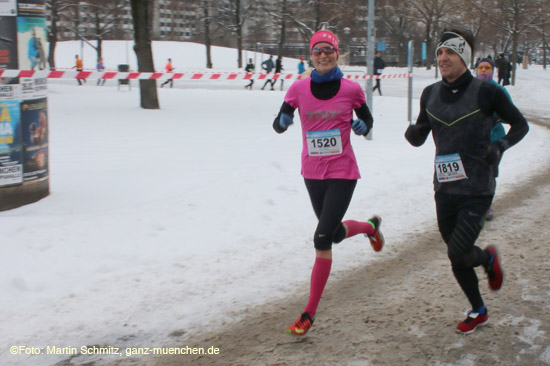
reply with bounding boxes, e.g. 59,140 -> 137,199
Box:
298,56 -> 305,78
261,55 -> 275,90
475,57 -> 511,221
161,58 -> 174,88
272,56 -> 284,90
96,57 -> 106,86
372,51 -> 385,96
244,58 -> 255,90
72,54 -> 85,85
495,53 -> 511,86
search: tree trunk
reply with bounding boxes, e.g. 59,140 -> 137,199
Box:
47,0 -> 58,70
203,0 -> 213,68
96,39 -> 103,60
130,0 -> 159,109
278,0 -> 287,57
543,20 -> 547,70
236,0 -> 242,69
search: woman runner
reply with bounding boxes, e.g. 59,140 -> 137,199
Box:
272,30 -> 385,336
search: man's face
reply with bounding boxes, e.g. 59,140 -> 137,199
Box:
437,47 -> 467,83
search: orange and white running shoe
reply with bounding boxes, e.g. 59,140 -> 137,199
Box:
366,215 -> 384,252
285,312 -> 314,336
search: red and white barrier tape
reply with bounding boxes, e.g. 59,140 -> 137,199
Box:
0,69 -> 412,81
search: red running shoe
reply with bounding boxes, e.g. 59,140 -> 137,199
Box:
456,310 -> 489,334
366,215 -> 384,252
486,245 -> 504,290
285,312 -> 314,336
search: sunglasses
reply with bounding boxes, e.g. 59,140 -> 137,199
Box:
312,46 -> 336,55
477,65 -> 493,71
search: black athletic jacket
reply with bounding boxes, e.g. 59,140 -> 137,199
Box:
405,70 -> 529,195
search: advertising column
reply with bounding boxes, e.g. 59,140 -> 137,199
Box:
0,0 -> 49,211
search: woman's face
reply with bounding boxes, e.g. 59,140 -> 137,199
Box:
311,42 -> 338,74
476,61 -> 494,80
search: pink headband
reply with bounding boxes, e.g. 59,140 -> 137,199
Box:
310,30 -> 339,54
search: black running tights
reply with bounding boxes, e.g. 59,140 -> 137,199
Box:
435,192 -> 493,309
304,178 -> 357,251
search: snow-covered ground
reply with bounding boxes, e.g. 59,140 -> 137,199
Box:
2,41 -> 549,365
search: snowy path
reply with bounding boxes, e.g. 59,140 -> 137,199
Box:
104,119 -> 550,365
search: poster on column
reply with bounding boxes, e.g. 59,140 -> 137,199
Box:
0,0 -> 17,16
21,97 -> 47,182
0,100 -> 23,186
17,16 -> 46,70
0,16 -> 19,70
0,82 -> 20,101
17,0 -> 45,17
20,76 -> 47,98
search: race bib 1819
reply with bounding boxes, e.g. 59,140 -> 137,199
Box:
435,153 -> 468,182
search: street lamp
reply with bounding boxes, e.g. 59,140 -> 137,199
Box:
256,42 -> 262,70
344,27 -> 351,65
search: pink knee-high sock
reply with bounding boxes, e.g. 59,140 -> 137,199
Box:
343,220 -> 375,238
304,257 -> 332,317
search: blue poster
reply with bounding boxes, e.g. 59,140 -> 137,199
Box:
422,42 -> 427,60
21,97 -> 47,182
0,100 -> 23,186
17,16 -> 47,70
375,41 -> 386,51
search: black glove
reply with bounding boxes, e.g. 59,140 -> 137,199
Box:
405,125 -> 426,147
273,112 -> 293,134
485,140 -> 505,165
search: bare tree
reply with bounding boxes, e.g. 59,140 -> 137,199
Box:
130,0 -> 159,109
377,0 -> 415,66
407,0 -> 452,70
88,0 -> 129,60
61,1 -> 89,43
196,0 -> 214,68
46,0 -> 548,73
531,0 -> 549,69
469,0 -> 539,85
216,0 -> 262,68
45,0 -> 72,69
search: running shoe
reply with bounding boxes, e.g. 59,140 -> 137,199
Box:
456,310 -> 489,334
365,215 -> 384,252
285,312 -> 314,336
485,245 -> 504,290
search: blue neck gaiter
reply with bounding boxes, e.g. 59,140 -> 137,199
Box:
311,67 -> 344,83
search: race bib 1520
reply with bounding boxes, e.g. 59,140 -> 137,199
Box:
306,129 -> 342,156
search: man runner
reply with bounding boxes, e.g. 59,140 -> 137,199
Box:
404,29 -> 529,334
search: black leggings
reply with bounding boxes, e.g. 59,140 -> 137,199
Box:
435,192 -> 493,309
304,178 -> 357,251
373,79 -> 382,95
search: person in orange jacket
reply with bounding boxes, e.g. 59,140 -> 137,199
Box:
161,58 -> 174,88
72,54 -> 85,85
